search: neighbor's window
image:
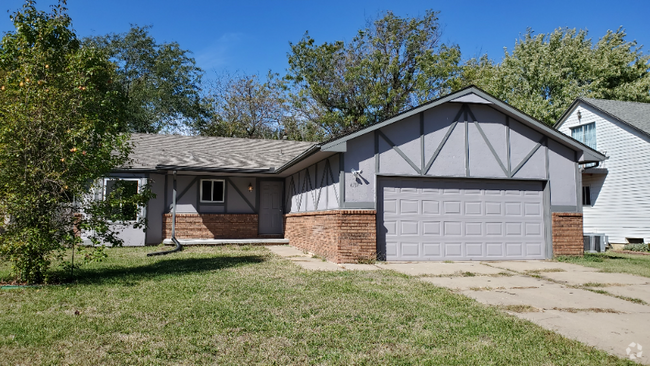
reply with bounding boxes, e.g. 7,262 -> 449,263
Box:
571,122 -> 596,150
105,179 -> 139,221
200,179 -> 225,203
582,186 -> 591,206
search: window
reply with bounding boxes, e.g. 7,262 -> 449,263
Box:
582,186 -> 591,206
571,122 -> 596,150
200,179 -> 225,203
105,179 -> 139,221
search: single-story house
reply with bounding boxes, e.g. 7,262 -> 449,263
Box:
99,86 -> 605,262
556,98 -> 650,247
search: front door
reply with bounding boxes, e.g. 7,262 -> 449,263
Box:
259,181 -> 283,234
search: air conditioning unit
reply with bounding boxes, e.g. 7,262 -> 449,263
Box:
583,233 -> 607,253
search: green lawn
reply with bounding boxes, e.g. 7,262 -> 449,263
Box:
557,252 -> 650,278
0,246 -> 632,365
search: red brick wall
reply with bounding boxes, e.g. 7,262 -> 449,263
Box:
163,213 -> 258,239
552,212 -> 584,256
284,210 -> 376,263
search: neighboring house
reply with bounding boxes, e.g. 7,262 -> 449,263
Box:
105,86 -> 604,262
556,98 -> 650,246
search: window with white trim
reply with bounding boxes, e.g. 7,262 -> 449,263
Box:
571,122 -> 596,150
104,178 -> 140,221
200,179 -> 225,203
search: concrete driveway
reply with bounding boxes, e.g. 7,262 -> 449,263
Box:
267,245 -> 650,363
378,260 -> 650,364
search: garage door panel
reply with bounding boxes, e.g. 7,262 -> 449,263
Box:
422,221 -> 441,235
465,201 -> 482,215
384,199 -> 397,213
444,243 -> 463,257
379,178 -> 547,261
400,221 -> 419,235
525,223 -> 542,235
423,243 -> 442,256
385,242 -> 398,257
485,202 -> 502,215
526,243 -> 543,256
400,200 -> 419,214
401,242 -> 420,257
466,242 -> 483,256
465,222 -> 482,235
444,221 -> 462,235
505,202 -> 522,216
443,201 -> 461,214
486,222 -> 503,235
486,243 -> 504,256
422,200 -> 440,214
524,202 -> 542,216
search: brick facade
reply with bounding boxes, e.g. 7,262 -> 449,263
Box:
284,210 -> 377,264
163,213 -> 258,239
552,212 -> 584,256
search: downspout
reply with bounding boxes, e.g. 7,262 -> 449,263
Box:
147,170 -> 182,256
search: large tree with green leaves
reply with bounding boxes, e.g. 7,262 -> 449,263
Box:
0,1 -> 151,283
287,10 -> 461,135
461,28 -> 650,125
197,72 -> 324,141
85,25 -> 207,133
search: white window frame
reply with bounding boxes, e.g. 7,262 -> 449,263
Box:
103,178 -> 142,222
570,122 -> 597,149
200,179 -> 225,203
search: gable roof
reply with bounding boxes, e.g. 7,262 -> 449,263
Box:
125,133 -> 315,173
317,86 -> 606,164
556,98 -> 650,138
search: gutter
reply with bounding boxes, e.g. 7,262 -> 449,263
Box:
154,165 -> 275,174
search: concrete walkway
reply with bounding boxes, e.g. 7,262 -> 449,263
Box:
265,245 -> 380,271
266,245 -> 650,363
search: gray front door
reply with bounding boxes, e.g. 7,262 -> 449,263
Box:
378,178 -> 547,261
259,181 -> 283,234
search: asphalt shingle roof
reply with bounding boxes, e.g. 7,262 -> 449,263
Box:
127,133 -> 316,172
582,98 -> 650,137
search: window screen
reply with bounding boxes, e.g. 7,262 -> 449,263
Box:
201,180 -> 225,202
105,179 -> 139,221
571,122 -> 596,150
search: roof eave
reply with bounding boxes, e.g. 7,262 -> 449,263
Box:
274,144 -> 322,173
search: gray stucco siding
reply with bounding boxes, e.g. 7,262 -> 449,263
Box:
344,132 -> 375,203
547,139 -> 578,207
145,173 -> 166,244
337,102 -> 579,210
285,154 -> 340,213
163,174 -> 258,214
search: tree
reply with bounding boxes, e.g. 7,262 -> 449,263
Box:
85,25 -> 207,133
461,28 -> 650,125
0,1 -> 151,283
197,72 -> 324,141
286,10 -> 461,135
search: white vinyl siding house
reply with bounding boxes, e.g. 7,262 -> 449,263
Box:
557,99 -> 650,244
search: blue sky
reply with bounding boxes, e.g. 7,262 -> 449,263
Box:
2,1 -> 649,79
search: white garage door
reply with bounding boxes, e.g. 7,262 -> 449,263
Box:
378,178 -> 548,261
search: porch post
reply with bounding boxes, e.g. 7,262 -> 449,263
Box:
171,170 -> 177,238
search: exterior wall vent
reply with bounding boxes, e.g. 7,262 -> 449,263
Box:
626,238 -> 644,244
584,233 -> 607,253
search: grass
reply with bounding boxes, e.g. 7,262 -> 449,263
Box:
0,246 -> 634,365
557,252 -> 650,278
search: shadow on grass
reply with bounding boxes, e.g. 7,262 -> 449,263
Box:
68,255 -> 267,285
